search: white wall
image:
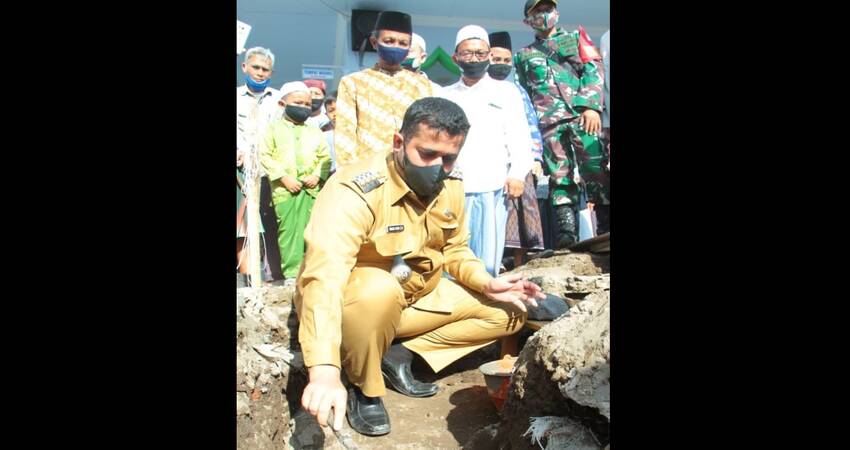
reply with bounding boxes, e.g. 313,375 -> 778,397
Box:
237,0 -> 609,94
236,10 -> 339,90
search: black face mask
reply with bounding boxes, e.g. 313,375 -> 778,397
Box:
457,60 -> 490,79
487,63 -> 513,80
402,150 -> 448,199
311,98 -> 324,112
285,104 -> 312,123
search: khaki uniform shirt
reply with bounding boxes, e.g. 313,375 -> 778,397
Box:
296,151 -> 493,368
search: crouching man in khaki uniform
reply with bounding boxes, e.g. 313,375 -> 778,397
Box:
294,97 -> 545,436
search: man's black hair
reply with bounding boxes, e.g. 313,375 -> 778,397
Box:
399,97 -> 470,141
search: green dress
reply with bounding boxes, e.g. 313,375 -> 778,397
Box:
259,119 -> 331,278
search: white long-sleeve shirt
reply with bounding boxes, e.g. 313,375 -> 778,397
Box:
439,75 -> 533,193
236,85 -> 280,154
237,85 -> 281,177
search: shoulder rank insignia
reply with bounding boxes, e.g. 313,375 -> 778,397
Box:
351,170 -> 386,193
446,167 -> 463,180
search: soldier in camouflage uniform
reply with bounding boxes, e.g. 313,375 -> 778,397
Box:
514,0 -> 609,247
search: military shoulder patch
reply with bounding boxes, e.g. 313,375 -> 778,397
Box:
351,170 -> 386,193
446,167 -> 463,180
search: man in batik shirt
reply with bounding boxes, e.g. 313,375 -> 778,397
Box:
334,10 -> 434,167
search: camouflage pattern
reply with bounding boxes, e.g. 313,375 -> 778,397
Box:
580,129 -> 610,207
542,121 -> 609,207
514,28 -> 608,207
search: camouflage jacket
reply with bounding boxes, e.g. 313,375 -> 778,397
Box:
514,28 -> 604,130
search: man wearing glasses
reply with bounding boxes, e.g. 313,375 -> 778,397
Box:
439,25 -> 533,277
237,46 -> 284,282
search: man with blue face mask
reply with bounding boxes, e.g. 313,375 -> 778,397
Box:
334,10 -> 434,168
237,47 -> 284,283
238,47 -> 279,166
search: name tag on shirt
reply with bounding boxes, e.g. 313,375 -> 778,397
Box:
387,225 -> 404,233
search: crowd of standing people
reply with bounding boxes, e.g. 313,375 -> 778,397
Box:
236,0 -> 609,437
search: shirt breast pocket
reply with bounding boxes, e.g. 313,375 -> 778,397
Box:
374,232 -> 415,258
525,57 -> 551,86
429,211 -> 459,248
373,232 -> 424,293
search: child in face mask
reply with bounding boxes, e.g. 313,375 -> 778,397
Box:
303,79 -> 331,129
260,82 -> 332,282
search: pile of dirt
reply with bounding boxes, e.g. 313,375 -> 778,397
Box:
465,251 -> 610,450
235,250 -> 611,450
236,285 -> 297,450
522,250 -> 609,273
482,289 -> 610,450
513,251 -> 609,302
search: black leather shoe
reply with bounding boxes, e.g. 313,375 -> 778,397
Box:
381,357 -> 439,398
346,386 -> 391,436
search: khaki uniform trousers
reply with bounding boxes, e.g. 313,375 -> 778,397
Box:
340,267 -> 526,397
